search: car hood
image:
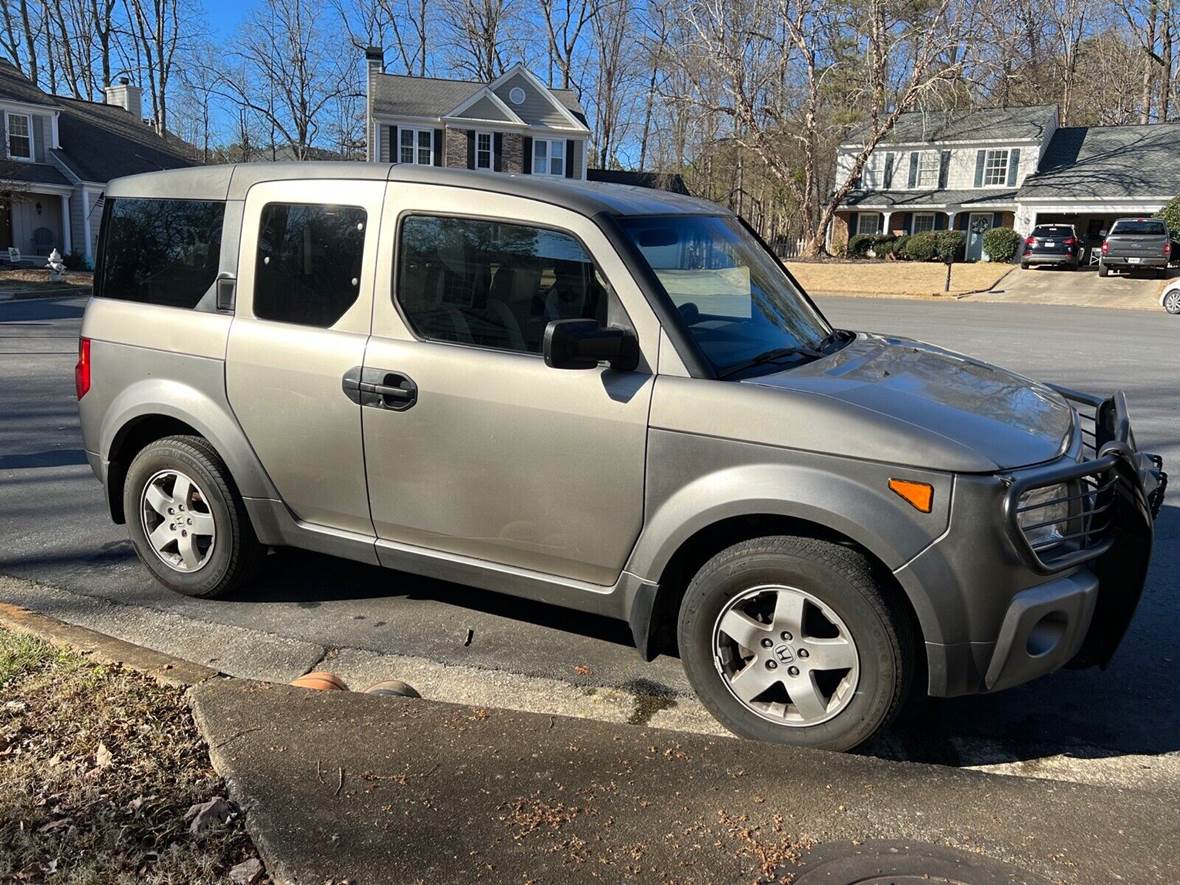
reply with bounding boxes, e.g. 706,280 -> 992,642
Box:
743,333 -> 1074,471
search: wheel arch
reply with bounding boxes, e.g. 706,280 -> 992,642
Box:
100,379 -> 278,523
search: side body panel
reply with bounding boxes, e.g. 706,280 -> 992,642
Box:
362,182 -> 661,585
224,179 -> 384,535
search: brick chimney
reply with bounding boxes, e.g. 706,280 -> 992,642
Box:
103,77 -> 143,121
365,47 -> 383,162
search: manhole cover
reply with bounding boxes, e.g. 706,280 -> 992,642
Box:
784,840 -> 1052,885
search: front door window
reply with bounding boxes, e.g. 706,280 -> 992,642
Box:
967,213 -> 993,261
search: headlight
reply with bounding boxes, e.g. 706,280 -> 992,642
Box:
1016,483 -> 1069,548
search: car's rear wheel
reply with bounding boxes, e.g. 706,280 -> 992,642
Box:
1020,261 -> 1030,270
677,536 -> 914,751
1164,288 -> 1180,314
1098,262 -> 1109,277
124,435 -> 263,598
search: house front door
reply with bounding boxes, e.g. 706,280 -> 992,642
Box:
967,212 -> 993,261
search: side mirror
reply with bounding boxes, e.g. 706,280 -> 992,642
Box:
543,319 -> 639,372
215,272 -> 236,312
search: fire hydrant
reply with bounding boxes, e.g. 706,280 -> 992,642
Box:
46,248 -> 65,282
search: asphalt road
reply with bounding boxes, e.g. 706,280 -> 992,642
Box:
1,293 -> 1177,786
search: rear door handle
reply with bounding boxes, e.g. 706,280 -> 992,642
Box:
342,367 -> 418,411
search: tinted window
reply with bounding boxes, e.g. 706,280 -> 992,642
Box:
1031,225 -> 1074,238
95,197 -> 224,308
396,215 -> 608,354
619,215 -> 829,378
1109,220 -> 1167,236
254,203 -> 366,327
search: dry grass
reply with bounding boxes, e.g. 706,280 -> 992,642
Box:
787,260 -> 1012,298
0,268 -> 92,291
0,628 -> 260,883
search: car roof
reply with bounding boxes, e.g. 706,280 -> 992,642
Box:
104,162 -> 723,218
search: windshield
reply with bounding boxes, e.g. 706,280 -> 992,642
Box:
1110,220 -> 1167,236
618,215 -> 831,378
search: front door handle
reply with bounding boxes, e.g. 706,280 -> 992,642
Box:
342,367 -> 418,411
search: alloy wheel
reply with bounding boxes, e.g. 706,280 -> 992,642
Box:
1164,289 -> 1180,314
140,469 -> 216,573
712,584 -> 859,727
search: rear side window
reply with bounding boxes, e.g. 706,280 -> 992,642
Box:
1109,220 -> 1167,236
254,202 -> 367,328
95,197 -> 224,308
1031,225 -> 1073,238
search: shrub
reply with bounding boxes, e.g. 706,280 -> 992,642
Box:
62,252 -> 86,271
886,234 -> 909,259
1156,195 -> 1180,240
935,230 -> 965,263
982,227 -> 1021,263
846,234 -> 875,257
899,231 -> 938,261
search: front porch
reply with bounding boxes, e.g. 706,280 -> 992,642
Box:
0,189 -> 72,265
832,207 -> 1017,260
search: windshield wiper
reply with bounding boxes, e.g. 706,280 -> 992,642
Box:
719,344 -> 822,379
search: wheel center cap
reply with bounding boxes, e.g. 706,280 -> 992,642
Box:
774,643 -> 795,664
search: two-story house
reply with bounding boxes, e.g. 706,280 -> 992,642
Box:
0,59 -> 196,266
364,48 -> 591,179
832,104 -> 1180,260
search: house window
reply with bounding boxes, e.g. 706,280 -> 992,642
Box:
6,112 -> 32,161
916,152 -> 940,189
856,213 -> 881,236
911,213 -> 935,233
532,138 -> 565,176
399,127 -> 434,165
982,149 -> 1009,186
475,131 -> 493,169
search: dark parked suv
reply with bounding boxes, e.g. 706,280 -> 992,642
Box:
1020,224 -> 1082,270
77,164 -> 1168,751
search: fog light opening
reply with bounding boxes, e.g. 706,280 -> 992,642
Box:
1026,611 -> 1068,658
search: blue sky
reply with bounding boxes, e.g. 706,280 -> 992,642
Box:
201,0 -> 250,39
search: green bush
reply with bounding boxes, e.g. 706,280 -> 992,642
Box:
62,252 -> 86,271
982,227 -> 1021,263
846,234 -> 874,257
899,231 -> 938,261
1155,195 -> 1180,240
886,234 -> 909,259
935,230 -> 965,263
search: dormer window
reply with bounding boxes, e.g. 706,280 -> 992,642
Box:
982,149 -> 1009,186
6,112 -> 32,161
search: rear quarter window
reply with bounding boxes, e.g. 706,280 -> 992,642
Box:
95,197 -> 225,309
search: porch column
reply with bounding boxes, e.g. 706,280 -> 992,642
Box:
882,211 -> 892,236
946,210 -> 957,231
80,186 -> 93,267
60,193 -> 71,257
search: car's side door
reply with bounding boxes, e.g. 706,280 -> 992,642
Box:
225,180 -> 383,536
362,183 -> 661,586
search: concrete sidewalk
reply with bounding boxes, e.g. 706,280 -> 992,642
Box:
192,679 -> 1180,884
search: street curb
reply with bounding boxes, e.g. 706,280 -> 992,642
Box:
0,600 -> 219,687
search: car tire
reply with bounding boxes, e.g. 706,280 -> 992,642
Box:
123,435 -> 264,598
1164,289 -> 1180,314
1098,263 -> 1109,277
1020,262 -> 1029,270
677,535 -> 914,752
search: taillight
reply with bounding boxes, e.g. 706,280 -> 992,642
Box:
1063,237 -> 1077,246
1025,236 -> 1036,245
1101,241 -> 1109,255
1164,241 -> 1172,256
75,337 -> 91,399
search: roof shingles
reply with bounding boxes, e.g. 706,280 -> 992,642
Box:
1018,124 -> 1180,200
846,105 -> 1058,146
372,70 -> 587,128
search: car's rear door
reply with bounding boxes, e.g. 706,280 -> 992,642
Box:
360,182 -> 661,586
225,179 -> 384,535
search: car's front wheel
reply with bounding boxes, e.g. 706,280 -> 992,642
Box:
1163,288 -> 1180,314
123,435 -> 263,598
677,536 -> 914,751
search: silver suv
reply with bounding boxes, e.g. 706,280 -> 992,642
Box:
77,164 -> 1166,751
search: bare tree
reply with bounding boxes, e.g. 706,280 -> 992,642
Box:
123,0 -> 183,133
589,0 -> 631,167
441,0 -> 514,80
336,0 -> 431,77
540,0 -> 595,89
226,0 -> 354,160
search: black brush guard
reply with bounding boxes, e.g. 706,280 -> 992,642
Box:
1002,386 -> 1166,668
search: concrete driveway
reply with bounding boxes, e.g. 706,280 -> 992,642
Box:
978,262 -> 1172,309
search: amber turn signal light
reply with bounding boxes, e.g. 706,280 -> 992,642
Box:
889,479 -> 933,513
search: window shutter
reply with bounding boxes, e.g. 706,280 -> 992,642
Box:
1006,148 -> 1020,187
993,212 -> 1003,228
390,125 -> 398,163
907,152 -> 918,188
883,153 -> 894,189
974,149 -> 986,187
934,213 -> 946,230
850,212 -> 858,235
493,132 -> 503,172
433,129 -> 444,166
522,136 -> 532,173
938,150 -> 950,189
466,130 -> 475,169
565,139 -> 576,177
